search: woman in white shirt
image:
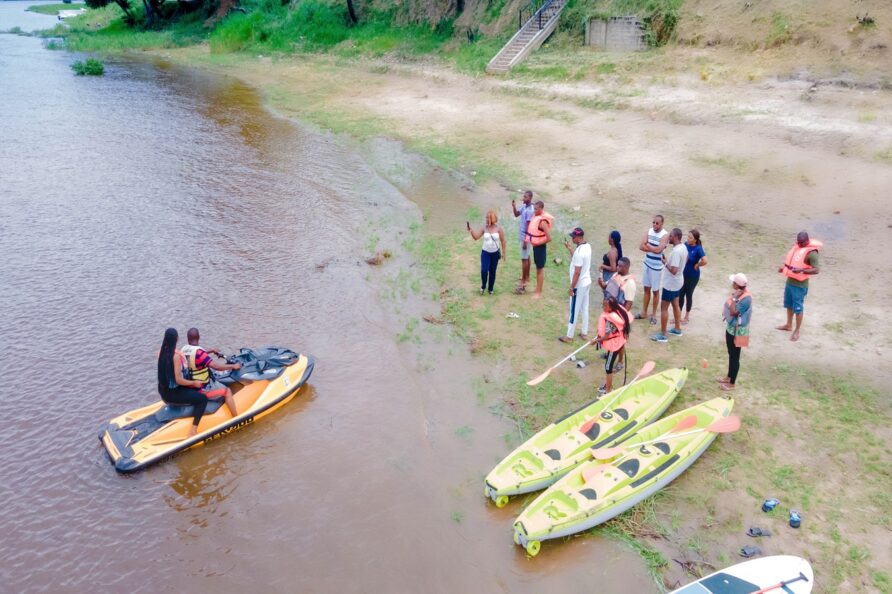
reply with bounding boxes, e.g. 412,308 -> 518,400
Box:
468,210 -> 507,295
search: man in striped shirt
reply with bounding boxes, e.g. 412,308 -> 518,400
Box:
637,214 -> 670,325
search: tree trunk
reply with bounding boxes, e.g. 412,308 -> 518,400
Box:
204,0 -> 236,27
345,0 -> 357,25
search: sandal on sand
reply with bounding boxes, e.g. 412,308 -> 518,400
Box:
716,376 -> 731,383
513,286 -> 526,295
558,336 -> 573,344
747,527 -> 771,537
739,545 -> 762,558
634,313 -> 645,320
720,383 -> 735,391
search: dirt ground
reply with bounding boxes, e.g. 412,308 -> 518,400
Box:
155,45 -> 892,591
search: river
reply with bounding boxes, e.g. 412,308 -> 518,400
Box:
0,3 -> 655,592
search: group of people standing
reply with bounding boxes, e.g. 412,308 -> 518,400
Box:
466,190 -> 822,396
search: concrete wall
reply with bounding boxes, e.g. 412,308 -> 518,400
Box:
585,16 -> 646,51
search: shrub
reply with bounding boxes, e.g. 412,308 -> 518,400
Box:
84,0 -> 113,8
70,57 -> 105,75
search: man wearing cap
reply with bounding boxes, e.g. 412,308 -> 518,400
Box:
559,227 -> 592,343
720,273 -> 753,391
776,230 -> 821,342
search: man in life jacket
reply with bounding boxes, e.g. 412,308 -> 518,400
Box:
776,231 -> 821,342
181,328 -> 241,417
525,200 -> 554,299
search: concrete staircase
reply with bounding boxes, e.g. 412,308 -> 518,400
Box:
485,0 -> 566,74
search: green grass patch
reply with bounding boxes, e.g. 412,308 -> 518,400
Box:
875,146 -> 892,163
70,57 -> 104,75
767,12 -> 792,48
28,2 -> 83,15
690,153 -> 749,175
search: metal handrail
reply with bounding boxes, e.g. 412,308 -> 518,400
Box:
518,0 -> 556,31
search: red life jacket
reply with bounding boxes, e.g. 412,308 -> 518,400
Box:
599,310 -> 627,352
526,212 -> 554,247
782,240 -> 822,282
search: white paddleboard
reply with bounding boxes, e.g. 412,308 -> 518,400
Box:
668,555 -> 813,594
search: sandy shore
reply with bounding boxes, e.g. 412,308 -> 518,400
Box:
150,46 -> 892,591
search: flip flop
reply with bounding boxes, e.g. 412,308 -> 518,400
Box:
739,545 -> 762,558
747,527 -> 771,537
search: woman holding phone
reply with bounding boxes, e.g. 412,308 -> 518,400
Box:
468,210 -> 507,294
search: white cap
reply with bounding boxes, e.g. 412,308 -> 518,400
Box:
728,273 -> 748,287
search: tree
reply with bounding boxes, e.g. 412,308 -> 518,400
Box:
346,0 -> 357,25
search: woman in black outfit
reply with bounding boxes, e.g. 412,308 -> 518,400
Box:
158,327 -> 209,437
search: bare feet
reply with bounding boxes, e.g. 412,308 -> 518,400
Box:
790,330 -> 801,342
558,336 -> 573,343
776,325 -> 792,331
716,376 -> 731,383
188,426 -> 198,438
531,293 -> 542,300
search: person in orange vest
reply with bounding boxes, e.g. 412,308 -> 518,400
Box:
592,296 -> 631,395
719,273 -> 753,391
525,200 -> 554,299
776,231 -> 821,342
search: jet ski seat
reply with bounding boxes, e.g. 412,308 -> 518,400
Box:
155,398 -> 226,423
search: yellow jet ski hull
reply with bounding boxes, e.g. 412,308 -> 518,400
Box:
100,350 -> 314,473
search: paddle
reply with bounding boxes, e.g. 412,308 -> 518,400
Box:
749,572 -> 808,594
526,342 -> 593,386
582,415 -> 741,481
589,415 -> 698,460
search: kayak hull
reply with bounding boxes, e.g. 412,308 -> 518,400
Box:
100,353 -> 314,473
514,397 -> 733,551
484,368 -> 687,503
668,555 -> 814,593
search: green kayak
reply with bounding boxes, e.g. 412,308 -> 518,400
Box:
484,368 -> 687,507
513,396 -> 735,556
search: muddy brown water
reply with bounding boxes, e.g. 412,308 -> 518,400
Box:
0,5 -> 655,592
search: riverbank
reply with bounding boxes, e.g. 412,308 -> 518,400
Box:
152,47 -> 892,592
34,10 -> 892,589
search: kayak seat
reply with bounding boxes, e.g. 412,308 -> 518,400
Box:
613,408 -> 629,420
579,488 -> 598,501
544,449 -> 561,461
155,398 -> 225,423
618,458 -> 640,478
653,442 -> 671,455
581,421 -> 600,441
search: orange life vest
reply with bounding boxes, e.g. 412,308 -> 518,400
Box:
526,212 -> 554,247
782,240 -> 822,282
600,310 -> 627,353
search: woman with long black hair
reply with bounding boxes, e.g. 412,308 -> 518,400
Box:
594,296 -> 631,395
679,229 -> 707,324
158,327 -> 210,437
598,230 -> 623,284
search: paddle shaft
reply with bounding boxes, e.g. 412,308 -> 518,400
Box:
749,572 -> 808,594
527,342 -> 592,385
596,360 -> 655,412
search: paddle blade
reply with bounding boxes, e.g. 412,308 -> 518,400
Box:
526,370 -> 551,387
579,418 -> 596,435
637,360 -> 656,378
671,415 -> 699,433
590,446 -> 623,460
707,415 -> 741,433
582,463 -> 608,482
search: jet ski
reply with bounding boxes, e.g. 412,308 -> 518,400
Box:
100,347 -> 314,473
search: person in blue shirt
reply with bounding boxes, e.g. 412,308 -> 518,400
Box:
511,190 -> 535,293
679,229 -> 708,325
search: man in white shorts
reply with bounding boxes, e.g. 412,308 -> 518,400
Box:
637,214 -> 669,324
